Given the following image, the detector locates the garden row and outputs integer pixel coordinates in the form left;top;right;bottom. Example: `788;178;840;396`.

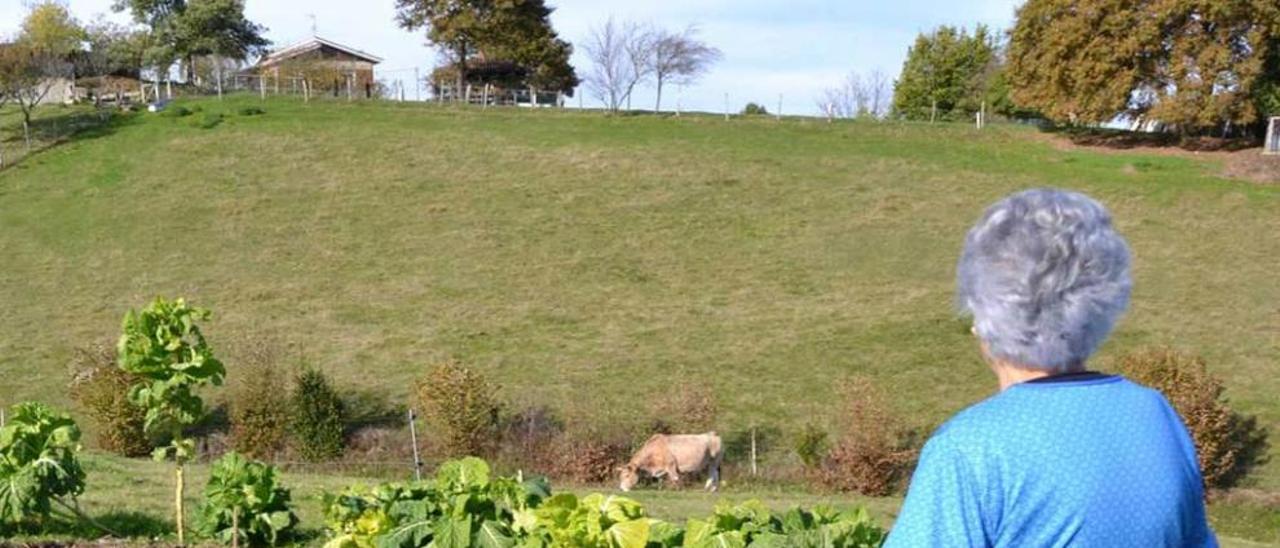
4;295;1270;543
0;402;886;547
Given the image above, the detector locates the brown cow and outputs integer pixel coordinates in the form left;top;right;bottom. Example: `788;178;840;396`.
618;432;722;492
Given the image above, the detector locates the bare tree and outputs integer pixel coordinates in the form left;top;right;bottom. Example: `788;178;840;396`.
866;69;890;118
620;22;655;111
649;26;721;112
818;69;891;119
583;18;653;112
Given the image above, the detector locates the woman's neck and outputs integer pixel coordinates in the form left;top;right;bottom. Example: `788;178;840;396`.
994;364;1053;390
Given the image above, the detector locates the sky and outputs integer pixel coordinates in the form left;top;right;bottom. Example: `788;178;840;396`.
0;0;1022;114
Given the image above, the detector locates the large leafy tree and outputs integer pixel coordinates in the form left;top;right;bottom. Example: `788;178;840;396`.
1008;0;1280;135
395;0;490;95
396;0;577;99
172;0;269;86
892;25;998;121
113;0;267;90
483;0;578;96
113;0;184;89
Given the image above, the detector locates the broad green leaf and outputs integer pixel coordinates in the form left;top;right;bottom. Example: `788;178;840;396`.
431;516;472;548
605;518;650;548
476;519;515;548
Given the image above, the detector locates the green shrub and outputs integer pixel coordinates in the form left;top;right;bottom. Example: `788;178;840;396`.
793;423;829;469
68;344;151;457
193;112;224;129
197;452;298;546
741;102;769;116
229;346;291;459
1116;349;1270;489
0;402;86;530
238;106;266;116
291;367;346;461
416;361;502;458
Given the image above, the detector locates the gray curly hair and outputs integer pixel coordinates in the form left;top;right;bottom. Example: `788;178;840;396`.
957;189;1132;372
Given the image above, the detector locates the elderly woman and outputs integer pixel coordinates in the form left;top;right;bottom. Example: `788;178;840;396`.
884;189;1215;547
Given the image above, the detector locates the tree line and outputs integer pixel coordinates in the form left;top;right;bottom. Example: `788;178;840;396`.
875;1;1279;137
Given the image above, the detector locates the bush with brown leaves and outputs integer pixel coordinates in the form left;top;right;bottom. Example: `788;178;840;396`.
68;344;151;457
229;345;292;459
1116;349;1269;490
416;362;502;458
647;384;718;434
816;376;920;496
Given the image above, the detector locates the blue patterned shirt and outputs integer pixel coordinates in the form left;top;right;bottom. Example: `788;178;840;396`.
885;374;1216;547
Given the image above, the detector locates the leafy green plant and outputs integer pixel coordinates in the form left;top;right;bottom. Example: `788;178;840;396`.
118;297;226;544
0;403;91;532
196;452;298;546
239;106;266;116
794;423;829;469
292;367;346;461
683;501;885;548
321;457;548;548
319;458;886;548
524;493;654;548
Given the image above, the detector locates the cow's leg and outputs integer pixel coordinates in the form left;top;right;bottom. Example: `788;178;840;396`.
663;463;681;487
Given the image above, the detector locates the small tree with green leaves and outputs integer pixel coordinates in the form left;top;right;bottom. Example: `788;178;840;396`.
118;297;226;544
290;367;346;461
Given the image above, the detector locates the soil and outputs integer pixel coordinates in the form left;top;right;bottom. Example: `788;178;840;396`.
1038;131;1280;184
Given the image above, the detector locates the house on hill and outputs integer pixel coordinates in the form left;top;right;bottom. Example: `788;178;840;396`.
247;36;383;97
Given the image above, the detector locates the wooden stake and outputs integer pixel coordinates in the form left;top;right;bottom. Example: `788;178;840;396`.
750;427;758;476
408;409;423;481
175;465;185;544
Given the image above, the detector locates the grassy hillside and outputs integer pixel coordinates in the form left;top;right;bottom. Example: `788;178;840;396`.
1;96;1278;490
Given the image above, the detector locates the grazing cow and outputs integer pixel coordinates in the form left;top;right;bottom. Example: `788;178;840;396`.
618;432;722;492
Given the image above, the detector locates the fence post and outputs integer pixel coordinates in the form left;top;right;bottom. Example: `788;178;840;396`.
1265;117;1279;155
776;94;782;122
724;92;730;121
408;408;423;481
750;426;758;476
414;67;421;101
260;75;266;100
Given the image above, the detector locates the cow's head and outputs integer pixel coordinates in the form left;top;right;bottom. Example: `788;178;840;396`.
617;465;639;492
